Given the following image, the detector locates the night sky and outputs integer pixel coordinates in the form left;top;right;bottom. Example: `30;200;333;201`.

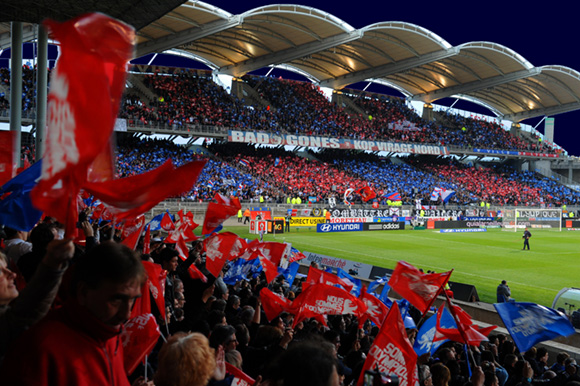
217;1;580;156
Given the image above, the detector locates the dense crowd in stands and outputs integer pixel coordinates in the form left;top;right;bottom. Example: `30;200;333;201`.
0;66;50;113
1;216;580;386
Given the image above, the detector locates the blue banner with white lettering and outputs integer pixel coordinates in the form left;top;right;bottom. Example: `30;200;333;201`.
493;302;575;353
317;223;363;233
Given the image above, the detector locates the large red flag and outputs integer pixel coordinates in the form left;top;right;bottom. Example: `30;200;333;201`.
359;286;389;328
121;314;161;375
30;13;134;237
357;302;418;386
203;232;247;277
388;261;452;315
287;283;367;328
84;159;206;220
260;287;292;322
304;266;354;293
141;261;167;321
202;193;241;235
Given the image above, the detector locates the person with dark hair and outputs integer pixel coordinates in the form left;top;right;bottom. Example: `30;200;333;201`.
2;241;146;385
522;228;531;250
497;280;511;303
0;239;73;364
209;324;238;353
263;340;340;386
3;226;32;266
16;222;57;282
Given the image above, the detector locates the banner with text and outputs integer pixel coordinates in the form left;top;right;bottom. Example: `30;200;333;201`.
229;130;449;155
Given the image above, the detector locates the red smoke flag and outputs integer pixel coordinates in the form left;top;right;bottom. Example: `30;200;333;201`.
359;286;389;328
84;159;207;220
434;303;491;346
260;287;292;322
287;283;367;328
175;234;207;282
160;211;175;231
357;302;418;386
304;266;354;293
121;314;161;375
30;13;135;237
203;232;248;277
388;261;452;315
202;193;241;235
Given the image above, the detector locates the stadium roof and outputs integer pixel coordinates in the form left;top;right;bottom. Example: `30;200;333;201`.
2;1;580;123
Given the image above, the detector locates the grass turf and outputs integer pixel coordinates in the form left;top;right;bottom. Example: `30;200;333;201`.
221;225;580;307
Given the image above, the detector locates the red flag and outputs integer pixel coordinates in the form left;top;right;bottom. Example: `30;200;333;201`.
175;235;207;282
356;186;376;202
143;225;151;255
434;303;489;346
203;232;248;277
202;193;241;235
165;222;199;244
0;131;16;186
141;261;166;321
160;211;175;231
84;159;207;221
184;211;195;226
121;216;146;251
30;13;134;237
259;255;279;283
260;287;292;322
304;266;354;292
225;363;254;386
288;249;307;263
121;215;145;239
121;314;161;375
388;261;452;315
356;302;418;386
239;240;290;267
287;283;367;328
359;286;389;328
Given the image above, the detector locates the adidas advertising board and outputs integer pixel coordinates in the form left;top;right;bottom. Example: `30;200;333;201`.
363;222;405;231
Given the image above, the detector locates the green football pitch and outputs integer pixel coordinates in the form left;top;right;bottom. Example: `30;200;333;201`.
222;225;580;307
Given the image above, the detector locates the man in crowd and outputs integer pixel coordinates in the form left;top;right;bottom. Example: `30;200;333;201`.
496;280;511;303
2;241;146;385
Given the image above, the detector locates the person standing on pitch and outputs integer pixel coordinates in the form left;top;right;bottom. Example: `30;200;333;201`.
522;228;531;250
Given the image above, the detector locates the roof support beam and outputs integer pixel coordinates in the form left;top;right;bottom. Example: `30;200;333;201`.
218;30;362;77
135;16;241;58
503;101;580;122
412;68;541;103
318;47;459;89
0;23;36;49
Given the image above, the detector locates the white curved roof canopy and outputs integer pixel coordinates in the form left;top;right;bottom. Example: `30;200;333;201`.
134;1;580;122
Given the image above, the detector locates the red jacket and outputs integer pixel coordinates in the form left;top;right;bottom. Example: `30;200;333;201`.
2;299;130;386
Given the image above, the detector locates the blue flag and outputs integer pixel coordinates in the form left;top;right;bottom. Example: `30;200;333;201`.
414;307;456;356
337;268;362;297
277;262;300;287
223;258;261;285
494;302;575;352
0;160;43;231
146;213;164;231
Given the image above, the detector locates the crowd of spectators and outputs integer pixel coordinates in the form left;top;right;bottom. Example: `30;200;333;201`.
1;216;579;386
0;65;50;114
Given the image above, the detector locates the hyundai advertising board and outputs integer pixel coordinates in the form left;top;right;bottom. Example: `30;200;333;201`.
316;223;363;233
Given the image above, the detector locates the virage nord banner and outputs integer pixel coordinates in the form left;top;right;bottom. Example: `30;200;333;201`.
228;130;449;156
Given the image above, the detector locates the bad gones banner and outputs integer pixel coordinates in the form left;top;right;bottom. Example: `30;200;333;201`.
229;130;449;156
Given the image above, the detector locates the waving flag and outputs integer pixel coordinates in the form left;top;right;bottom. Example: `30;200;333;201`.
225;363;255;386
223;258;261;285
121;215;146;251
430;187;443;201
304;266;354;293
288;283;367;328
337;268;362;297
143;225;151;255
288;247;307;263
160;211;175;231
388;261;452;315
260;287;292;322
413;306;455;356
203;232;247;277
239;159;250;167
368;275;391;305
435;303;492;346
494;302;575;352
385;192;402;201
30;13;134;237
0;159;43;231
165;222;199;244
357;302;418;386
141;261;167;321
121;314;160;375
202;193;241;235
175;236;206;282
359;286;389;328
355;186;376;202
277;262;300;287
147;213;163;231
440;189;456;204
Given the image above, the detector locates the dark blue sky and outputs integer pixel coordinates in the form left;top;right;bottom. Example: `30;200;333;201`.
216;1;580;155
